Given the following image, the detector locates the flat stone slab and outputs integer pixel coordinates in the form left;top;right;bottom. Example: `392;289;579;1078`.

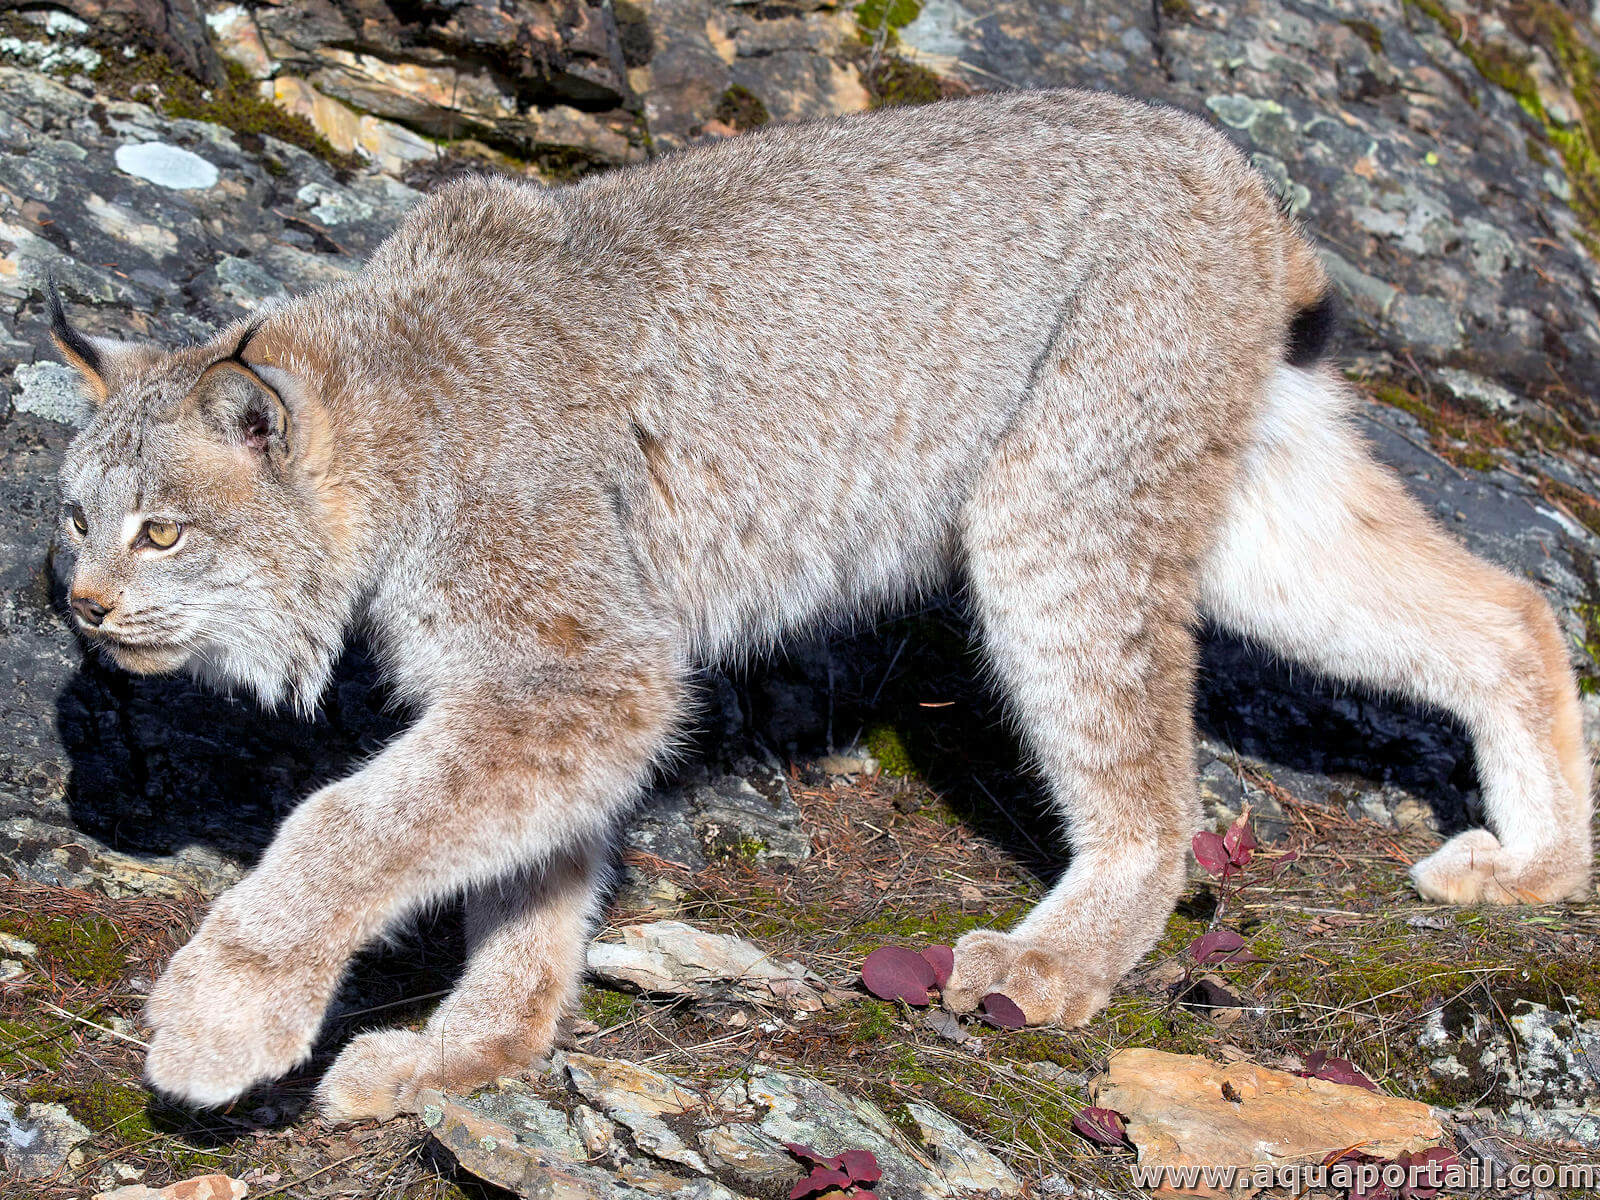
586;921;848;1013
1091;1049;1444;1197
424;1052;1016;1199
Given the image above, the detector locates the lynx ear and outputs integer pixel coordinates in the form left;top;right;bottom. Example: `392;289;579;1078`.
189;329;293;461
48;277;154;405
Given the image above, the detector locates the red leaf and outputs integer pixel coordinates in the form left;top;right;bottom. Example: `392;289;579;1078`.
980;992;1027;1028
1400;1147;1459;1198
861;946;936;1005
1072;1106;1127;1147
1300;1050;1377;1091
839;1149;881;1184
922;944;954;989
1189;929;1265;966
1270;850;1300;877
790;1168;850;1199
1224;818;1258;867
784;1143;843;1171
1192;831;1231;876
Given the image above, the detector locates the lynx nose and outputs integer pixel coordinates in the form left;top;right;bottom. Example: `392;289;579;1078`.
70;593;111;627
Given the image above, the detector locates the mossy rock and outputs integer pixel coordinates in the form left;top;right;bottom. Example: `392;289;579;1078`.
92;52;356;169
714;85;769;133
0;911;125;986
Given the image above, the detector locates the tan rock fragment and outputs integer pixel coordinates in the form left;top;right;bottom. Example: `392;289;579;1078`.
262;78;434;174
93;1174;248;1200
1090;1048;1443;1198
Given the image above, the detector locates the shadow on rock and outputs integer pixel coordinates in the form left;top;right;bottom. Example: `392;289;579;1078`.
55;641;405;870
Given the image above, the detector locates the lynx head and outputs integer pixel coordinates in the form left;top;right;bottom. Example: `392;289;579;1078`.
51;284;354;712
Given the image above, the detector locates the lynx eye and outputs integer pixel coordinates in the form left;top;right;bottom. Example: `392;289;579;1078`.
139;519;183;550
67;504;88;535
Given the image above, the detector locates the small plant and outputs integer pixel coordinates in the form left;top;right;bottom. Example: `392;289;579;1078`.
786;1142;882;1198
1071;1106;1130;1149
860;942;1025;1027
1322;1144;1459;1199
1297;1048;1377;1092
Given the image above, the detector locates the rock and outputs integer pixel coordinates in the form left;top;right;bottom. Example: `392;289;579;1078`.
1420;999;1600;1106
1;1095;93;1180
205;5;276;80
586;921;845;1013
430;1055;1007;1199
817;752;880;776
1476;1103;1600;1152
93;1175;248;1200
905;1101;1023;1196
1090;1049;1443;1198
696;1122;798;1190
11;361;91;425
113;142;220;191
264;77;436;175
627;770;810;869
421;1081;745;1199
90;1161;146;1192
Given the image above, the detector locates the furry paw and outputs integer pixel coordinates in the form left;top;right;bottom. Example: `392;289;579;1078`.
317;1027;540;1122
1410;829;1591;905
317;1030;430;1122
144;924;330;1107
941;929;1110;1027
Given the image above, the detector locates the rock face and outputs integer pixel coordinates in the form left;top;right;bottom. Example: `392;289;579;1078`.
0;1094;93;1180
421;1051;1020;1199
1090;1049;1445;1198
1421;998;1600;1106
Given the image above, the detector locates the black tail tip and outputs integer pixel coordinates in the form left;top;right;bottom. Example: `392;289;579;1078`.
1285;290;1337;367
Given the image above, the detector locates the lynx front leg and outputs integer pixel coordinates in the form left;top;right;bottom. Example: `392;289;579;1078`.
318;849;608;1121
144;667;678;1107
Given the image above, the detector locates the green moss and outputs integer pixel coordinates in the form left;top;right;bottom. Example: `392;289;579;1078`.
1404;0;1600;251
855;1040;1088;1160
0;1017;68;1072
713;85;769;132
1366;380;1505;470
1341;18;1386;55
92;52;356;168
855;0;924;44
0;911;125;987
864;723;918;778
1160;0;1197;22
864;57;946;109
24;1078;153;1139
847;1000;897;1044
580;985;636;1028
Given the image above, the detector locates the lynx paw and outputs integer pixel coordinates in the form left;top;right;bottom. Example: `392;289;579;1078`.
144;926;329;1107
941;930;1110;1027
1410;829;1591;905
317;1028;542;1122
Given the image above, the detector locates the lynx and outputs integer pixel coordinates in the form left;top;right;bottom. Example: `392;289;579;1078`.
51;89;1592;1121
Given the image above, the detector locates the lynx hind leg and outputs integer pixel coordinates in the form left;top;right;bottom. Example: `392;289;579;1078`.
318;849;607;1121
943;351;1251;1026
1202;365;1593;905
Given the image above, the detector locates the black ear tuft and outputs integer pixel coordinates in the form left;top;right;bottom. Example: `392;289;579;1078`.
1285;290;1337;367
48;273;104;377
